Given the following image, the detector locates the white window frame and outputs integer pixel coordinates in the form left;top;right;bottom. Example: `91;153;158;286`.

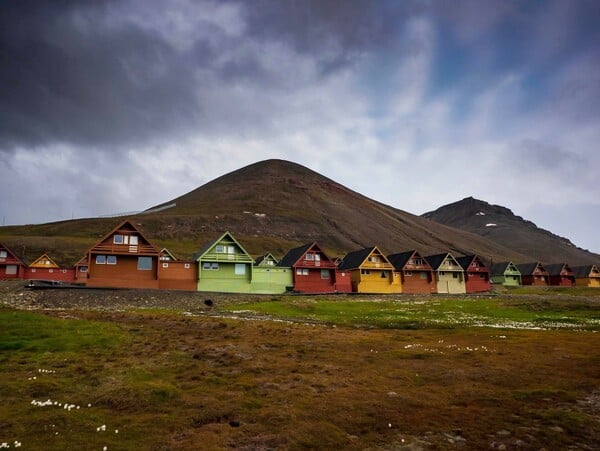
107;255;117;265
0;250;7;258
96;255;107;265
234;264;246;275
5;265;17;275
129;236;138;245
113;235;124;244
321;269;330;279
137;257;153;271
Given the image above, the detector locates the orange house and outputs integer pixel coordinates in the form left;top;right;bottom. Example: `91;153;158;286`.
387;250;436;294
157;248;197;291
86;220;160;289
0;242;26;279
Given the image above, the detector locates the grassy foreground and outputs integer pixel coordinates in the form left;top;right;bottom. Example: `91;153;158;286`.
1;295;599;449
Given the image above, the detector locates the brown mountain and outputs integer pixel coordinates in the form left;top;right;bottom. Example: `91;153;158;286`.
0;160;544;265
422;197;599;265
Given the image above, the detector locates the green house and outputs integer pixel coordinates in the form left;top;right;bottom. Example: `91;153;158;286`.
490;261;522;286
252;253;293;294
194;232;254;293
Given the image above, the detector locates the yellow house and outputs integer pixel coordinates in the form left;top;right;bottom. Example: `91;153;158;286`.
572;264;600;287
339;246;401;293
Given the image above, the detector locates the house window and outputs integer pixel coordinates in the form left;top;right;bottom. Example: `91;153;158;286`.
305;253;315;261
211;263;219;270
453;272;459;279
113;235;124;244
321;269;330;279
361;269;371;275
49;269;54;273
420;272;428;279
6;265;17;275
107;256;117;265
129;236;138;245
235;264;246;275
380;271;387;278
216;245;224;253
80;266;88;273
203;262;211;270
439;271;445;276
137;257;152;270
479;273;486;279
61;269;67;273
296;268;309;276
405;271;413;276
45;260;50;266
0;250;7;258
162;263;169;268
267;260;274;266
369;256;381;263
96;255;107;264
184;263;190;269
30;268;36;273
227;246;235;254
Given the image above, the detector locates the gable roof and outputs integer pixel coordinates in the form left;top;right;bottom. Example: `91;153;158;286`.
339;246;393;271
490;261;520;275
29;253;60;268
255;253;279;266
193;231;254;263
159;248;177;261
571;264;600;278
456;255;488;272
544;263;573;276
424;252;460;270
277;242;334;268
516;262;548;276
387;250;433;272
89;219;159;255
0;242;26;266
75;255;88;267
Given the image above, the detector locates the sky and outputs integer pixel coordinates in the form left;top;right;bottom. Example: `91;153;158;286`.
1;0;599;252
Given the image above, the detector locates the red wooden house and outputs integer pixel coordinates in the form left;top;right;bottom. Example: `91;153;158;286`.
545;263;575;286
387;250;436;294
516;262;549;286
0;242;26;279
456;255;491;293
278;242;351;293
74;256;89;284
25;253;76;282
86;220;160;289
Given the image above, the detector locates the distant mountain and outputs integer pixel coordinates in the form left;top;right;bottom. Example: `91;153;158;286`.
422;197;599;265
1;160;528;265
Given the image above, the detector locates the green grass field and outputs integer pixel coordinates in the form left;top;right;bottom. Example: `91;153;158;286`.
1;293;599;449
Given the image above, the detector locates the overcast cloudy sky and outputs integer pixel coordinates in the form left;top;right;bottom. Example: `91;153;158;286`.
1;0;599;252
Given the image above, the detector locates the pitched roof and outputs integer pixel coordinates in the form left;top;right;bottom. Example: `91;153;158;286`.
516;262;547;276
89;219;159;255
277;242;314;268
456;255;488;271
490;261;520;275
571;264;599;278
29;253;60;268
255;253;279;266
544;263;573;276
424;252;453;270
159;248;177;261
338;247;376;270
387;250;432;271
0;242;26;266
193;231;254;262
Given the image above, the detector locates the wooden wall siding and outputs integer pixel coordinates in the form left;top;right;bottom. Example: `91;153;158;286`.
87;255;159;289
334;270;353;293
24;267;76;282
465;272;491;293
158;261;197;291
351;269;400;293
434;271;466;294
401;271;436;294
548;275;575;286
251;267;293;294
575;276;600;287
491;273;521;286
198;262;252;293
521;275;549;286
0;264;24;279
293;268;336;293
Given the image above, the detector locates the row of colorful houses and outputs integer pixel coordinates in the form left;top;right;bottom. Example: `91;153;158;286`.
1;220;599;294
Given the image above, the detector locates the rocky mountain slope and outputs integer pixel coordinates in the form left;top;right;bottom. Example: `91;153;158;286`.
422;197;599;265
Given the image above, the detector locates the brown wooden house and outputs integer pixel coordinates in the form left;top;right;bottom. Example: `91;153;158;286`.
74;256;89;284
456;255;491;293
0;242;26;279
517;262;549;286
157;250;197;291
86;220;160;289
278;242;351;293
25;253;76;282
545;263;575;286
387;250;436;294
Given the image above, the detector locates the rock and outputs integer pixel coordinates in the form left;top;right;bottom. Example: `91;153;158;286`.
497;430;511;437
549;426;564;433
229;420;240;427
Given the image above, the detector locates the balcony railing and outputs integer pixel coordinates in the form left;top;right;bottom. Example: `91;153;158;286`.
201;253;254;263
92;243;157;255
299;260;336;268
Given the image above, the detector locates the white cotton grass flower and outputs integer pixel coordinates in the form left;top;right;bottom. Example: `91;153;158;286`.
0;443;9;449
14;442;21;448
103;446;108;450
96;425;106;432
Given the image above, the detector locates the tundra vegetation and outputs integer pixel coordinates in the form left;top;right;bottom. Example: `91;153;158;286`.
1;283;599;450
